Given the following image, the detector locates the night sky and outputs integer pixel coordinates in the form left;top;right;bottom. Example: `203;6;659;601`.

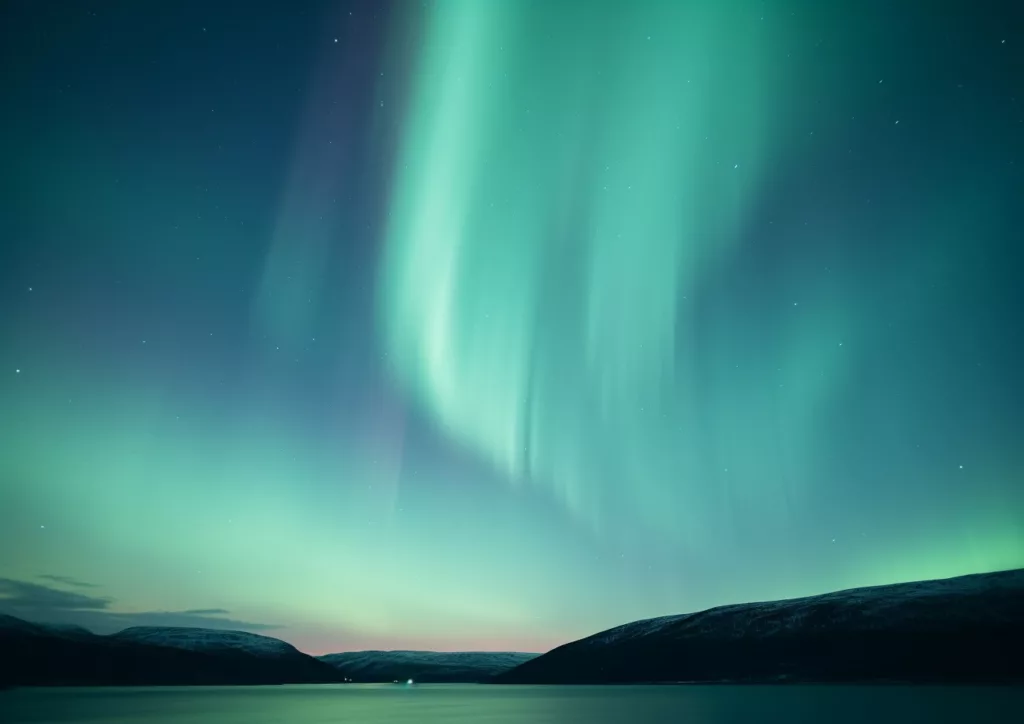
1;0;1022;656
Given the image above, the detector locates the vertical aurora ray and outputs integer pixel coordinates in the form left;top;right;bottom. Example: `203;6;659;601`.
381;0;1024;572
2;0;1021;655
381;0;801;543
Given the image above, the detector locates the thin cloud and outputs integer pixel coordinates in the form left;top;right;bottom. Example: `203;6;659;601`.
0;577;111;610
37;574;98;588
0;578;278;634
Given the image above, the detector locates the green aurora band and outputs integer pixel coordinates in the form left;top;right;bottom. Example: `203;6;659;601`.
1;0;1021;655
381;0;1022;564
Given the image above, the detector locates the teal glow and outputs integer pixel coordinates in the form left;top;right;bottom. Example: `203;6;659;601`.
1;0;1021;655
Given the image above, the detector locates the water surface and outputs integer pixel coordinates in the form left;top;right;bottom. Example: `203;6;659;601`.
1;684;1020;723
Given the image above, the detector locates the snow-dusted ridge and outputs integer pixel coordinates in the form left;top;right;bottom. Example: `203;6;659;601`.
319;650;539;683
582;567;1024;648
497;568;1024;685
0;617;339;686
113;626;301;658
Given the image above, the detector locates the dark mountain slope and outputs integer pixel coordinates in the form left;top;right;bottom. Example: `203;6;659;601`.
0;616;339;686
496;569;1024;684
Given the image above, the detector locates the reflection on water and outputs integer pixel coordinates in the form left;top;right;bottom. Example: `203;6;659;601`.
0;684;1021;724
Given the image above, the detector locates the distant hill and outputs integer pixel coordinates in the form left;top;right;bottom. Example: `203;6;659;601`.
318;650;538;683
495;569;1024;685
113;626;303;659
0;617;339;687
0;615;534;687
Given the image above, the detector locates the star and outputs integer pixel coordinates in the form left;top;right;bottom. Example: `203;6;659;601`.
15;369;20;374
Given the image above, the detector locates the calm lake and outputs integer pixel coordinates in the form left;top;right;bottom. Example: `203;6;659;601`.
1;684;1021;723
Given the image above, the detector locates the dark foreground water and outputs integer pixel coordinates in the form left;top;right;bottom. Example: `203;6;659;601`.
1;684;1021;723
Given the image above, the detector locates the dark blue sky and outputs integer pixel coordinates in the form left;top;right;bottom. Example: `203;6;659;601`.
1;0;1021;655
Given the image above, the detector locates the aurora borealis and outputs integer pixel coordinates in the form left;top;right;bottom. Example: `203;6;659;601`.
1;0;1022;656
